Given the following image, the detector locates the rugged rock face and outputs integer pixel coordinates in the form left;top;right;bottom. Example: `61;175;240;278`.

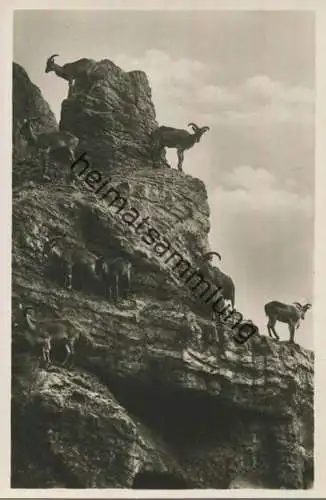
13;63;58;184
59;58;159;169
12;60;314;489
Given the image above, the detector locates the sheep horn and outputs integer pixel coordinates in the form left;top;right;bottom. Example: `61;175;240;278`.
202;251;222;262
200;126;210;133
48;53;59;62
188;122;200;131
305;303;312;308
293;302;304;308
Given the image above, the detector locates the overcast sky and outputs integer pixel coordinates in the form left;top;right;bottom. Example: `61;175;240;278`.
13;10;315;349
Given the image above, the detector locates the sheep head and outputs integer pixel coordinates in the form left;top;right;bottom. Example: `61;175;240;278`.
188;123;210;142
293;301;312;319
293;302;304;309
202;251;222;263
45;54;59;73
188;122;200;132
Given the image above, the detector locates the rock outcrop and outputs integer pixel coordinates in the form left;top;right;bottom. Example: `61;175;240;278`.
13;63;58;184
12;60;314;489
59;58;159;169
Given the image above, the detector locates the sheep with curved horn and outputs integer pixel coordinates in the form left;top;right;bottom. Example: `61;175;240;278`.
110;257;132;299
202;251;222;262
151;122;210;171
43;235;73;290
199;251;235;309
95;255;132;301
20;117;79;179
18;303;80;366
45;54;91;97
264;300;312;343
43;235;97;292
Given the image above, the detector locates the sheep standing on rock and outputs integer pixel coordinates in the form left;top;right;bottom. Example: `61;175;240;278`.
18;303;79;366
20;117;79;180
110;257;132;299
43;236;97;293
45;54;91;98
43;236;73;290
95;255;132;301
264;300;312;343
95;255;112;299
151;123;210;171
201;251;235;309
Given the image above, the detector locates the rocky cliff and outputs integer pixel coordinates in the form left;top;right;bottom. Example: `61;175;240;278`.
12;60;314;489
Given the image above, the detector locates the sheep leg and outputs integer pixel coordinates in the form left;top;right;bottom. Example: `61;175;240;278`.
107;277;112;300
270;322;280;341
68;147;76;163
67;80;74;98
42;152;50;180
42;346;51;365
127;268;131;295
62;343;72;366
109;272;116;300
177;149;184;171
152;145;164;165
108;274;116;301
267;319;273;338
101;271;109;299
289;324;296;344
68;341;75;367
267;318;279;340
115;274;120;300
65;265;72;290
121;270;129;298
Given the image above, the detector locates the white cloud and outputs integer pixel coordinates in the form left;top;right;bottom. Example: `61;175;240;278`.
198;85;236;106
222;165;274;191
244;75;283;96
202;77;314;125
213;165;313;215
243;75;314;105
115;50;314;126
116;49;211;89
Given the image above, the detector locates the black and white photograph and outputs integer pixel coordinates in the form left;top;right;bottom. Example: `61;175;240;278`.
10;4;316;492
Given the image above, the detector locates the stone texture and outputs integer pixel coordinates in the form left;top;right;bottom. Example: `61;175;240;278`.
12;60;314;489
59;58;159;170
13;63;58;183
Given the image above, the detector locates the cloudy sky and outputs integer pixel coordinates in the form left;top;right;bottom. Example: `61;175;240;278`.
14;10;315;349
